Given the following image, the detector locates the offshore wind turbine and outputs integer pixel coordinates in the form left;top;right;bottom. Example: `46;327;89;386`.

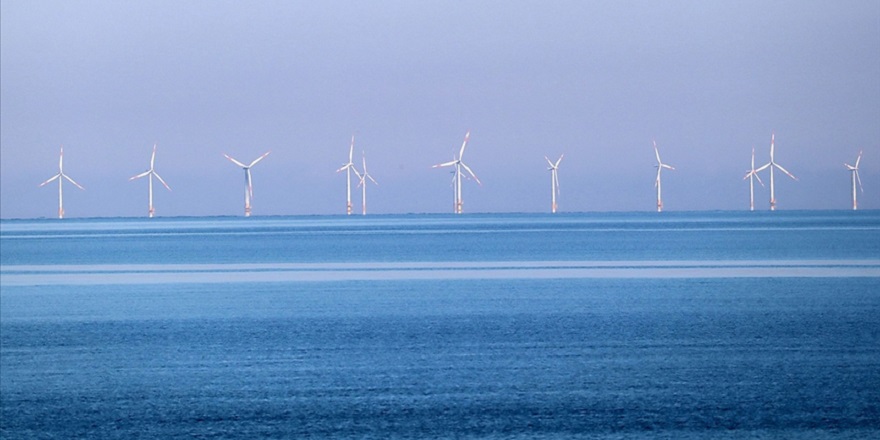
224;151;270;217
356;151;378;215
39;145;84;219
545;155;563;213
759;132;797;211
336;136;360;215
742;147;765;211
653;140;675;212
845;150;864;210
129;143;171;218
432;131;481;214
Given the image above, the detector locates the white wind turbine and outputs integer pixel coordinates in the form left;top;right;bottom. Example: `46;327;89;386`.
356;151;378;215
653;140;675;212
129;144;171;218
336;136;360;215
845;150;864;210
545;155;563;213
432;131;481;214
224;151;271;217
742;147;765;211
39;145;84;219
758;132;797;211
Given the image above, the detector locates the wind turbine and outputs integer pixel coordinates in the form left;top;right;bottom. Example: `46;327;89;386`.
356;151;378;215
545;155;563;213
39;145;84;219
742;147;765;211
759;132;797;211
224;151;271;217
129;143;171;218
845;150;864;210
432;131;481;214
653;140;675;212
336;136;360;215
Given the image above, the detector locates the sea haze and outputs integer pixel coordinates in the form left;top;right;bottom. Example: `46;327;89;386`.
1;211;879;439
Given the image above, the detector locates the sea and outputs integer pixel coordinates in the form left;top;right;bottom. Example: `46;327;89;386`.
1;211;879;439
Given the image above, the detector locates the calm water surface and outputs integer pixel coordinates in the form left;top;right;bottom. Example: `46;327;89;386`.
2;212;879;439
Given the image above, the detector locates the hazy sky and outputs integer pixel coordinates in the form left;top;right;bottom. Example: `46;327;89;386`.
2;0;878;218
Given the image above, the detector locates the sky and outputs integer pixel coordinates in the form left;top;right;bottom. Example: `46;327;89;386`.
1;0;878;219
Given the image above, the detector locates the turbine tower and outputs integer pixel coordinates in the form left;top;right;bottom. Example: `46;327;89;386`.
759;132;797;211
653;140;675;212
432;131;481;214
845;150;863;210
39;145;84;219
336;136;360;215
129;143;171;218
743;147;765;211
224;151;270;217
356;151;378;215
545;155;563;213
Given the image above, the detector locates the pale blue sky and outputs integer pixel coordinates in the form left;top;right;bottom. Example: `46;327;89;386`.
1;0;878;218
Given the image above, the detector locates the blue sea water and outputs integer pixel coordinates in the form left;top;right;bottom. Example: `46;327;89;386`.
1;211;879;439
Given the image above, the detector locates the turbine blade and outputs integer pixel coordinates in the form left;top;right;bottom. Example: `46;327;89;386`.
662;164;675;170
224;154;247;168
336;164;350;173
349;136;355;163
39;174;61;187
59;145;64;171
545;156;554;167
246;169;254;200
653;140;661;164
153;172;172;191
855;151;862;168
555;154;564;168
249;151;271;167
460;161;481;185
63;174;85;190
432;160;457;168
150;144;157;169
856;170;863;193
754;172;765;187
774;163;798;181
368;174;378;185
755;163;771;172
554;171;560;195
130;170;151;180
770;132;775;159
459;131;470;159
